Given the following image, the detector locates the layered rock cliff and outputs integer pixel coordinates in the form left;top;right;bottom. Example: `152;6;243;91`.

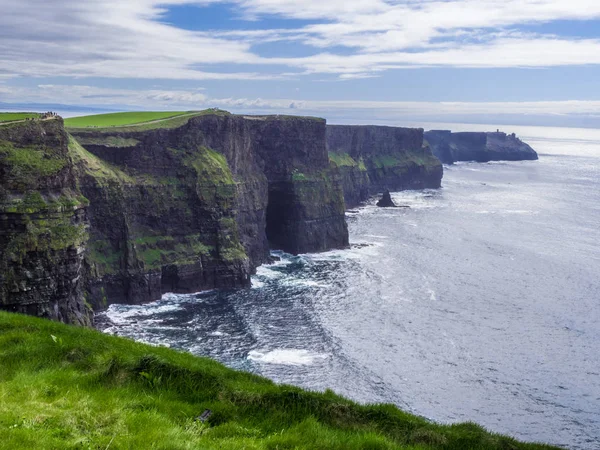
1;113;349;322
69;113;348;310
424;130;538;164
327;125;443;207
0;119;91;325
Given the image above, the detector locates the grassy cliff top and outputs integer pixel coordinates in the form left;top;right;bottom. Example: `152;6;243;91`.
0;311;558;450
0;112;41;123
64;111;198;128
65;109;233;133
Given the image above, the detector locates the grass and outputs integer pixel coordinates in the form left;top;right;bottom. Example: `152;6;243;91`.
0;140;67;179
74;136;140;148
64;112;193;128
68;135;134;184
65;109;232;132
0;112;40;123
0;312;560;450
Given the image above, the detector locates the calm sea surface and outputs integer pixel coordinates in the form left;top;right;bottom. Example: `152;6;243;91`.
98;124;600;449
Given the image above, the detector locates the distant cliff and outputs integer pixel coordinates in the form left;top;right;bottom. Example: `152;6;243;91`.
1;113;348;323
327;125;443;207
425;130;538;164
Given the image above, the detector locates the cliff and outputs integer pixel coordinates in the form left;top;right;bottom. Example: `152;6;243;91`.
0;112;349;321
327;125;443;207
425;130;539;164
0;119;91;325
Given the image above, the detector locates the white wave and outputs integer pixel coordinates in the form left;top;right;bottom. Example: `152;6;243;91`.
503;210;535;214
251;278;265;289
427;288;437;301
105;303;183;325
282;278;329;288
208;330;229;337
255;265;285;280
247;349;329;366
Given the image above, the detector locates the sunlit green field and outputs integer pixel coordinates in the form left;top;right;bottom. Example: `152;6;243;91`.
0;311;558;450
0;112;40;123
64;111;195;128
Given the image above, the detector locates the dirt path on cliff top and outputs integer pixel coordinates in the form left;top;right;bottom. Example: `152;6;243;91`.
0;117;58;127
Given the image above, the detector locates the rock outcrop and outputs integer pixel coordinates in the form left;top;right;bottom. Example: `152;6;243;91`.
327;125;443;208
1;112;349;321
376;191;396;208
425;130;538;164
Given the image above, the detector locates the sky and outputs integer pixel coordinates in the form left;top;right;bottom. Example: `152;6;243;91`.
2;0;600;127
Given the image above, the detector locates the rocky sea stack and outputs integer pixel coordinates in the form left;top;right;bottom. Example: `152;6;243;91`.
376;190;396;207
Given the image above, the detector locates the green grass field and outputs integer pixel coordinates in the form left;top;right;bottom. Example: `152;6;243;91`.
63;111;197;128
0;112;40;123
0;311;558;450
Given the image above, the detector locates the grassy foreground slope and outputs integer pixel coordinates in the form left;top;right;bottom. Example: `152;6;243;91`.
0;313;558;450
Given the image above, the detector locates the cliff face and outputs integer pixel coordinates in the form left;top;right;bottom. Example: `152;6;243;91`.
425;130;539;164
65;113;348;310
327;125;443;207
0;119;91;325
3;114;452;323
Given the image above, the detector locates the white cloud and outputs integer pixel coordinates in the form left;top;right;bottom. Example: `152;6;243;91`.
1;0;600;82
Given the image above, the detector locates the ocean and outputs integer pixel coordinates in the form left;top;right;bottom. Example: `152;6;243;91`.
98;124;600;449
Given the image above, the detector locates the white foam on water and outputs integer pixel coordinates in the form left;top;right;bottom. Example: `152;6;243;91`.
208;331;228;337
255;265;285;280
282;278;329;288
247;349;329;366
105;303;184;325
503;210;536;215
427;288;437;302
305;241;383;262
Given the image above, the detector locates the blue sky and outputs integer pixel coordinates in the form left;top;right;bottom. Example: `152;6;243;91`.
2;0;600;126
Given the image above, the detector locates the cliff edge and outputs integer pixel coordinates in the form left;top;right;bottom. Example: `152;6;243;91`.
327;125;443;208
1;112;350;321
425;130;538;164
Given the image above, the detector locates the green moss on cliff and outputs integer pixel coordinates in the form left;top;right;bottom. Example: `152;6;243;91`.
329;152;368;172
3;209;87;264
217;218;247;262
88;240;122;275
184;146;235;186
74;135;140;148
68;135;134;184
132;234;216;270
0;311;559;450
0;140;67;180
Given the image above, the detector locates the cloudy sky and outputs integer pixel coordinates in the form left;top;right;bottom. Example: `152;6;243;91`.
2;0;600;126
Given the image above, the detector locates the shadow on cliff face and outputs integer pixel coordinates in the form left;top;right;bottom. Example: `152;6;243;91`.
265;179;349;255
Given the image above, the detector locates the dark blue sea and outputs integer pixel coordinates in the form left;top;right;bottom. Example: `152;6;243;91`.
98;124;600;449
